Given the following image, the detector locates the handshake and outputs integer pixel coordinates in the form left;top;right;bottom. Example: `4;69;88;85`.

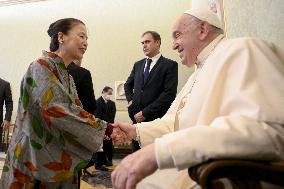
105;122;159;189
105;122;137;144
103;120;160;189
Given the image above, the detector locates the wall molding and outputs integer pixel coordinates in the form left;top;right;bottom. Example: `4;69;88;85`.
0;0;48;7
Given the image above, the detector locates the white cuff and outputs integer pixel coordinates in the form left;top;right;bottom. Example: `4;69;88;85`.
134;125;142;147
155;137;175;169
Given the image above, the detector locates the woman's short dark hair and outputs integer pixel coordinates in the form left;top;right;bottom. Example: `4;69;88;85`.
102;86;113;93
141;31;161;47
47;18;85;52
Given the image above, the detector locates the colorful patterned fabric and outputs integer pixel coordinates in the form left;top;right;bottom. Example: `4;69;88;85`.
0;51;106;189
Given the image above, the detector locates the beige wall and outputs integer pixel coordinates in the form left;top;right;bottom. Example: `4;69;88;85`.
191;0;284;49
224;0;284;49
0;0;192;123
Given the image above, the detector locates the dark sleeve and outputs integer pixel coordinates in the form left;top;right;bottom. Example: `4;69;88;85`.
109;101;116;123
94;99;103;120
4;82;13;121
80;70;96;114
124;64;135;102
142;61;178;119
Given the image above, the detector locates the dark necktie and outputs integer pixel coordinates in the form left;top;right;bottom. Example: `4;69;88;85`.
143;58;152;84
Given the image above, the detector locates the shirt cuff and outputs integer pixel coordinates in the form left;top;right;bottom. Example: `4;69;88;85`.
133;125;142;148
155;137;175;169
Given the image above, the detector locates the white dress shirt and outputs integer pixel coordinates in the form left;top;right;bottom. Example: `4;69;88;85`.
144;53;162;72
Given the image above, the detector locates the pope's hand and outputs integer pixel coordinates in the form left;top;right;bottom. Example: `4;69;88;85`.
111;122;137;144
111;143;158;189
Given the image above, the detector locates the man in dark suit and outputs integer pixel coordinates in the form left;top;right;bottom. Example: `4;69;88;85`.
124;31;178;151
67;60;96;114
0;78;13;152
95;86;116;167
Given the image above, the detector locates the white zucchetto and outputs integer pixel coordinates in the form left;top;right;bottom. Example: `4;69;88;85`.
184;8;223;29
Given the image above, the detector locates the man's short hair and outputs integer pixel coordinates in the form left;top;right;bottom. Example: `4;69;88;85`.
102;86;113;93
142;31;161;46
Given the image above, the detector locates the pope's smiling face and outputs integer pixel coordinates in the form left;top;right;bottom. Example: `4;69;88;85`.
172;14;202;67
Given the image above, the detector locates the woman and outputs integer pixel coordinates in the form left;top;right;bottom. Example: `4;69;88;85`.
0;18;110;189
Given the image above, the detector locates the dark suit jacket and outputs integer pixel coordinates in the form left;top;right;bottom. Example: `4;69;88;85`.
0;78;13;125
95;96;116;123
124;56;178;122
67;62;96;114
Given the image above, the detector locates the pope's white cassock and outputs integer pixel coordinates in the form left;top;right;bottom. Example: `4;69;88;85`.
136;34;284;189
